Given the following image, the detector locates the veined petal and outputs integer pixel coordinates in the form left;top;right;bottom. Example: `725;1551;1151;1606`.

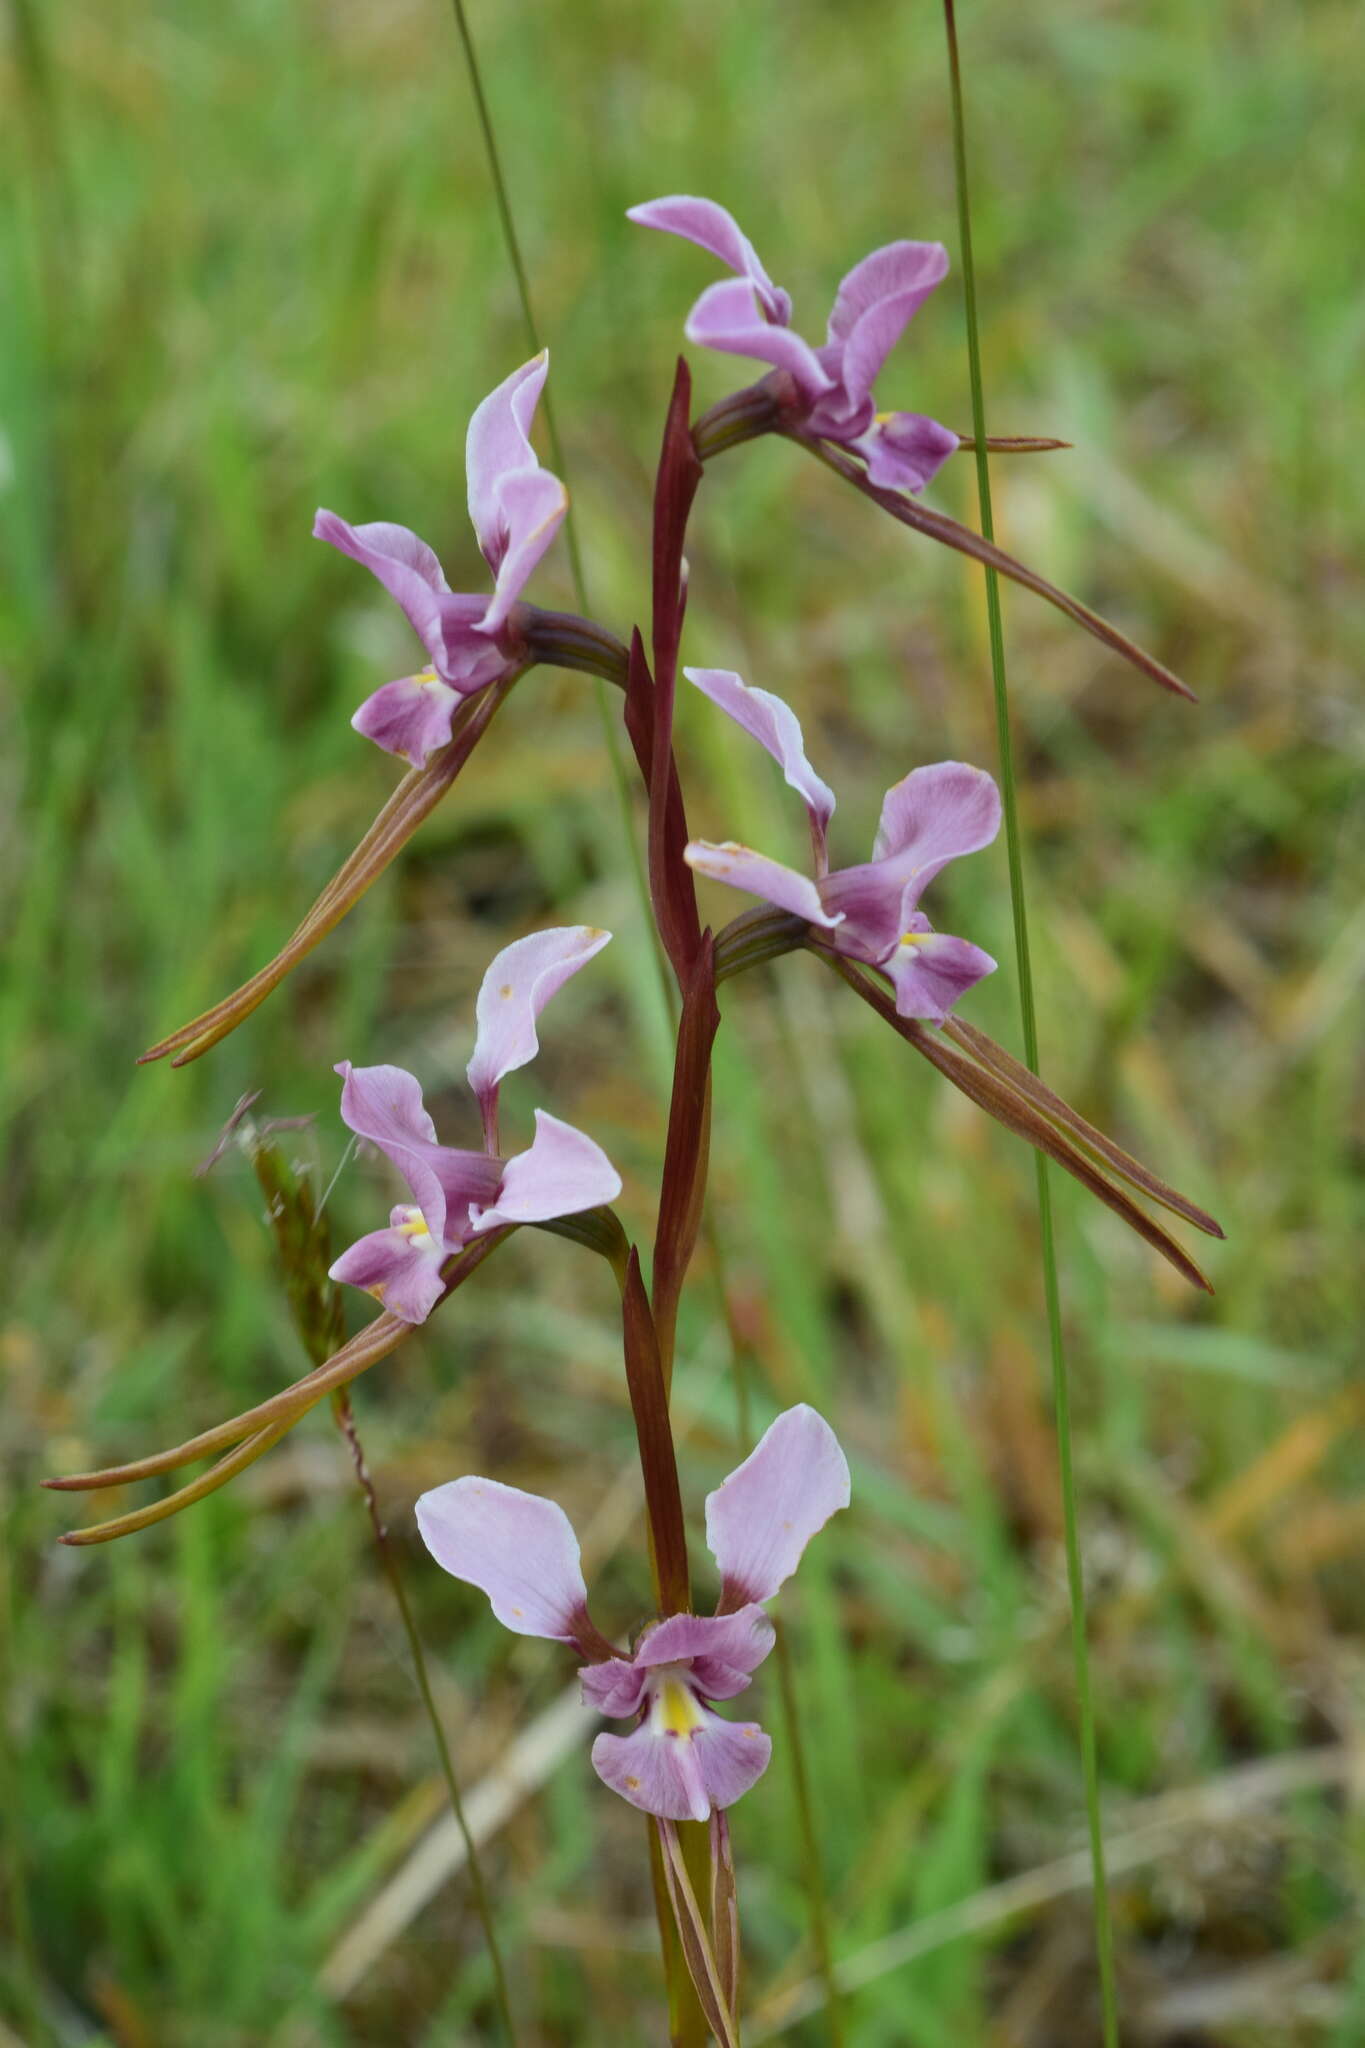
351;671;463;769
684;667;836;844
887;923;997;1024
859;412;960;495
591;1705;771;1822
468;1109;621;1234
329;1211;448;1325
685;279;832;405
633;1607;776;1699
685;840;839;928
465;926;613;1125
627;195;791;323
335;1061;448;1242
871;761;1002;912
314;511;449;671
466;353;551;571
824;241;950;412
416;1475;590;1642
477;465;568;640
705;1404;850;1608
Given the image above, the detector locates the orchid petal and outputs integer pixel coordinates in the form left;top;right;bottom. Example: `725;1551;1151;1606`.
705;1404;850;1608
415;1475;591;1642
871;761;1002;911
580;1658;650;1718
860;412;960;495
477;465;569;641
887;923;997;1023
465;926;613;1132
468;1110;621;1235
633;1608;776;1700
685;840;839;928
591;1708;771;1822
685;279;832;405
328;1215;449;1325
350;671;464;769
335;1061;448;1241
684;667;836;843
627;195;791;323
314;512;449;671
465;352;550;570
824;241;950;410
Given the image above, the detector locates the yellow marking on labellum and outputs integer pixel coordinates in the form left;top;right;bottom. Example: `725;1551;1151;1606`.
499;984;513;998
626;1775;641;1790
657;1678;706;1738
899;930;933;948
397;1212;433;1239
413;666;439;688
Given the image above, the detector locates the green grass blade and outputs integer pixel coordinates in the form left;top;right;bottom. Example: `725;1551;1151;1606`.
941;3;1120;2041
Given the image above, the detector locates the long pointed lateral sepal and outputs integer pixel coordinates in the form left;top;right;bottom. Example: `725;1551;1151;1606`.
827;952;1215;1291
44;1237;506;1499
139;672;518;1068
58;1418;296;1546
654;1819;742;2048
943;1015;1224;1238
798;434;1195;702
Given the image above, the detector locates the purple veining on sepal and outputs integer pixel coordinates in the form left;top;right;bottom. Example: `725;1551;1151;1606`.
684;670;1002;1023
630;196;959;493
329;929;617;1322
315;354;567;767
415;1404;849;1822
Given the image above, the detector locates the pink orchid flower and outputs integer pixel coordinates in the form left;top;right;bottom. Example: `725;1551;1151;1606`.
628;196;959;494
684;666;1001;1023
417;1405;850;1822
330;927;617;1323
315;352;568;768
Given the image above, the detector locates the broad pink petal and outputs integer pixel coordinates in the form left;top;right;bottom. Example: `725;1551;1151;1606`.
887;924;997;1024
351;671;463;769
684;667;836;844
466;353;551;570
465;926;613;1131
626;195;790;323
314;512;449;671
468;1110;621;1234
685;840;839;928
685;279;832;405
416;1475;590;1642
591;1707;771;1822
477;465;569;640
871;761;1001;914
329;1214;448;1325
580;1658;649;1717
335;1061;449;1241
820;858;907;964
824;241;949;410
633;1607;775;1699
705;1404;850;1608
860;413;959;495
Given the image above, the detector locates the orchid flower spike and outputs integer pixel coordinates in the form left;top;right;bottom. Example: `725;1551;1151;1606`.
417;1405;850;1823
629;195;959;493
314;353;568;768
330;927;617;1322
684;666;1001;1023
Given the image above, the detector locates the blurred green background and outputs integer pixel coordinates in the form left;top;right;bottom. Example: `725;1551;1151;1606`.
3;0;1362;2040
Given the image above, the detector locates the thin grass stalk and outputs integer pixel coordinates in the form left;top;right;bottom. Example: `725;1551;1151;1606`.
445;0;670;1021
331;1391;514;2044
941;4;1120;2040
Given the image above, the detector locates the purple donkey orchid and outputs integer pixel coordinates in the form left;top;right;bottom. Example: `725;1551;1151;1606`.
416;1405;850;1823
314;352;568;769
628;195;959;494
330;926;618;1323
684;666;1002;1023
